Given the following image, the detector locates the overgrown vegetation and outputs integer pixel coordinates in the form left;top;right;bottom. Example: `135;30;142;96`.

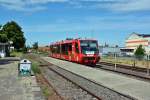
31;62;41;74
42;86;52;97
10;51;23;57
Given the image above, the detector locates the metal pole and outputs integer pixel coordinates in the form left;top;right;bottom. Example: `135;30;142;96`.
133;55;135;68
115;53;117;70
114;48;117;70
147;55;149;75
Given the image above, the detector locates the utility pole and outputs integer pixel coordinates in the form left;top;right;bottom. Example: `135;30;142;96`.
147;55;149;75
114;47;117;70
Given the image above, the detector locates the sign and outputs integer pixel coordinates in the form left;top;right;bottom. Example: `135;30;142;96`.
86;51;95;55
20;63;31;71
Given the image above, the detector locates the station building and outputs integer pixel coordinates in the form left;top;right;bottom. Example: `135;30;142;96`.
125;33;150;55
0;42;9;57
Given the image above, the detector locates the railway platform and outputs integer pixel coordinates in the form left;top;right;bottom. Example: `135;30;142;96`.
0;57;44;100
43;57;150;100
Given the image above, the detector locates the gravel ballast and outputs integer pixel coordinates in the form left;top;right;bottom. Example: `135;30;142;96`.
42;66;99;100
44;63;135;100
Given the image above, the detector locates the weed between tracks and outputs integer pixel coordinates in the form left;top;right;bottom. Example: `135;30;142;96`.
32;62;41;74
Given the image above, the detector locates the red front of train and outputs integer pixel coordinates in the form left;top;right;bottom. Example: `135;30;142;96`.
49;39;100;65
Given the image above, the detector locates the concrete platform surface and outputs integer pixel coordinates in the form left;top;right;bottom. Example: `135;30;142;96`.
43;57;150;100
0;60;44;100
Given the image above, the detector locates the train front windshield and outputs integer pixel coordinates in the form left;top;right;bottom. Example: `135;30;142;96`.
80;40;99;55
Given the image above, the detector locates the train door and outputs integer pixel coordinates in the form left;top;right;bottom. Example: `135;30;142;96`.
68;43;72;61
71;42;75;61
75;41;80;62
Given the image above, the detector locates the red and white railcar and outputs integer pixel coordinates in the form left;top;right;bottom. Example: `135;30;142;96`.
49;38;100;65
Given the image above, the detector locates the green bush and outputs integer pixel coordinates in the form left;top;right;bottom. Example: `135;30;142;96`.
134;45;145;60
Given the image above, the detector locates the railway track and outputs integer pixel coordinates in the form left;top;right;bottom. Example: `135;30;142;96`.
42;57;137;100
38;58;101;100
97;61;150;81
27;54;150;100
47;66;100;100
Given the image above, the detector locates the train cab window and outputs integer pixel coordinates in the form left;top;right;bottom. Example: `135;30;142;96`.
75;43;79;53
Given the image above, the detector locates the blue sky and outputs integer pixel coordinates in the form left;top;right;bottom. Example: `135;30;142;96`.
0;0;150;47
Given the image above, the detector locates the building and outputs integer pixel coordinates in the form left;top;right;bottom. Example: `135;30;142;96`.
99;46;121;56
0;42;9;57
38;46;50;52
126;33;150;55
120;48;134;56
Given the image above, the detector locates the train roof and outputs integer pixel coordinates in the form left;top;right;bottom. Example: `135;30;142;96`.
50;38;97;45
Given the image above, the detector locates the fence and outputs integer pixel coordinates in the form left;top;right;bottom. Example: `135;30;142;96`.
101;54;150;75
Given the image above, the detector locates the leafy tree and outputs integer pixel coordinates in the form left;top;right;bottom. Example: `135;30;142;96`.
0;25;2;29
0;34;8;43
33;42;38;50
134;45;145;59
2;21;26;50
0;25;8;43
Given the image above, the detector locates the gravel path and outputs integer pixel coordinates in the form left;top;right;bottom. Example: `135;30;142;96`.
42;66;98;100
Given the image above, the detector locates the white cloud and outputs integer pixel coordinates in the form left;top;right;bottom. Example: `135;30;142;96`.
0;0;150;12
0;0;68;12
91;0;150;12
69;0;150;12
109;0;150;12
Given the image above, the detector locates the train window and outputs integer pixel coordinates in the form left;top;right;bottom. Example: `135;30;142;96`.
75;43;79;53
61;44;65;54
68;44;72;51
56;45;60;53
53;45;57;53
61;44;68;55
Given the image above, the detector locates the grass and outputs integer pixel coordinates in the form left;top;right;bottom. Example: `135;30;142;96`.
31;62;41;74
10;51;23;57
42;86;52;97
101;56;150;68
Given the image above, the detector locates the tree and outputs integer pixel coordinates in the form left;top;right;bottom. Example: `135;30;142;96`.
32;42;38;50
0;24;8;43
2;21;26;50
0;34;8;43
134;45;145;60
0;25;2;29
